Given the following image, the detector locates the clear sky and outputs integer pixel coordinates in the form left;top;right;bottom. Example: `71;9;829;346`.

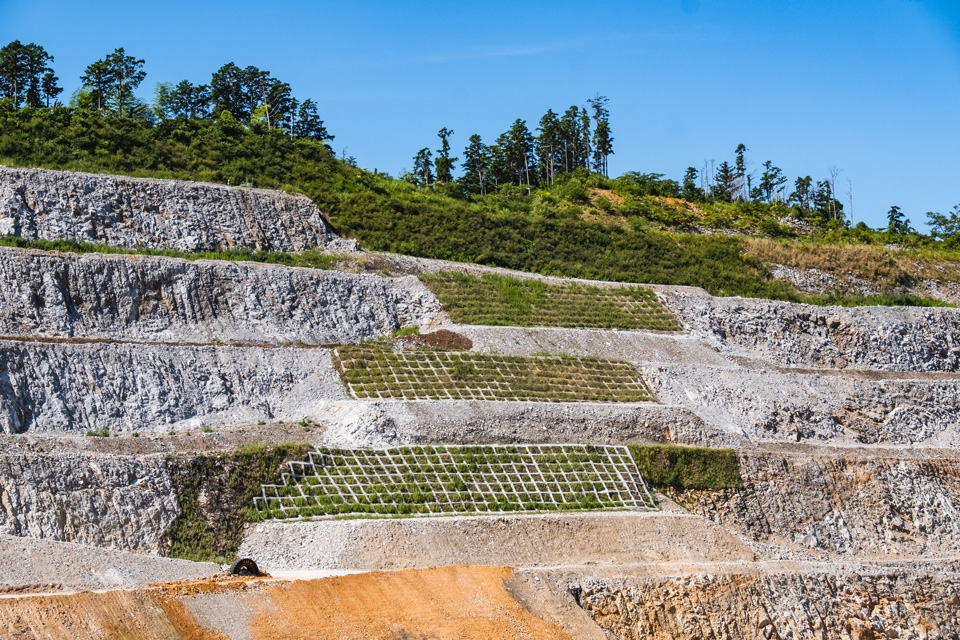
2;0;958;230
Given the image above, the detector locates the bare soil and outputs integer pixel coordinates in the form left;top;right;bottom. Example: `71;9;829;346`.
395;328;473;350
0;568;576;640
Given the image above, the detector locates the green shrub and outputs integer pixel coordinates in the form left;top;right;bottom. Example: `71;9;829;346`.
628;444;742;491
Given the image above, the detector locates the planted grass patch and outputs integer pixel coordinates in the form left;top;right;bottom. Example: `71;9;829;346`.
163;443;311;563
333;345;655;403
628;444;742;492
255;444;658;519
421;272;682;330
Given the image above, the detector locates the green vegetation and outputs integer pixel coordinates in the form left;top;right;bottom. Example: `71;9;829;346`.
0;236;336;270
334;345;655;403
2;40;958;307
255;444;657;519
628;444;742;492
421;272;682;329
163;443;310;563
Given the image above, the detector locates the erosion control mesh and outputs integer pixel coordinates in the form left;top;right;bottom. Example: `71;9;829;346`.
333;345;656;403
255;444;658;519
421;272;683;330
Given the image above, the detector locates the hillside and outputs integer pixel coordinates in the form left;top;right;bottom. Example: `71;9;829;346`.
3;104;960;306
0;167;958;638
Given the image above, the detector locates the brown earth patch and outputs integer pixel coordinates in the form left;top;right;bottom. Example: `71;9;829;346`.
0;588;225;640
246;566;575;640
395;329;473;350
0;568;575;639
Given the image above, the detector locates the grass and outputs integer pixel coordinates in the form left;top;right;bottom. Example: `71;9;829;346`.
420;272;682;330
333;345;656;403
746;237;959;307
628;444;742;492
162;442;310;563
255;444;658;519
0;235;337;270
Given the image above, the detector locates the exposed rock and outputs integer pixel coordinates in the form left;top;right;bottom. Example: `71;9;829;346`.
0;247;440;344
649;364;960;446
0;534;219;591
0;340;347;433
0;166;355;252
684;451;960;559
665;290;960;371
0;454;177;553
313;399;741;449
577;563;960;640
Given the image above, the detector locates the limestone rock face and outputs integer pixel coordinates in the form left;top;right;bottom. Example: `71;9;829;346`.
0;248;440;344
578;565;960;640
0;341;347;433
685;452;960;558
0;166;355;252
666;290;960;371
0;454;177;554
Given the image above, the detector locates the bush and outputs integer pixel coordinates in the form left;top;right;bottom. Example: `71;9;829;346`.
628;444;742;491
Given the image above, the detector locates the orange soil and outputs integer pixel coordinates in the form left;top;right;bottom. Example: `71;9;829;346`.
0;589;225;640
247;566;575;640
0;567;574;640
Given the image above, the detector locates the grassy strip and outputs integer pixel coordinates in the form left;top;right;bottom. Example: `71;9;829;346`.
334;345;655;403
256;444;656;518
421;271;682;330
0;235;336;270
628;444;742;491
162;443;310;563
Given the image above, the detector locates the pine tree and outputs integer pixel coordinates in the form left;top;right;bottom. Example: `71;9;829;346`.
712;161;738;202
0;40;58;108
536;109;561;186
588;96;613;177
412;148;434;188
434;127;457;183
460;134;491;196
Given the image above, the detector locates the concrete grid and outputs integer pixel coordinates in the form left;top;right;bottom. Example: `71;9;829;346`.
255;444;659;519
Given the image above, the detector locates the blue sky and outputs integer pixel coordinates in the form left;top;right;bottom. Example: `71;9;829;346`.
2;0;958;230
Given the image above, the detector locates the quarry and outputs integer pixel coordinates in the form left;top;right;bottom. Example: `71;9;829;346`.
0;166;958;639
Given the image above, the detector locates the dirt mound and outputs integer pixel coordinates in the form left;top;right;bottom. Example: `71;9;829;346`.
0;568;575;639
237;567;574;640
395;329;473;350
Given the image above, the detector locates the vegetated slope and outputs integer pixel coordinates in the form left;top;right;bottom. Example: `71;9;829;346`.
333;345;655;403
421;271;682;329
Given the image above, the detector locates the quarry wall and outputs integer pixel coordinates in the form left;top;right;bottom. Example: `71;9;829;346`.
0;341;347;433
0;453;176;553
0;166;354;252
665;289;960;371
0;247;439;344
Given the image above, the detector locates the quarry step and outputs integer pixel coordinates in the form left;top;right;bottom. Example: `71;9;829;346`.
238;511;755;572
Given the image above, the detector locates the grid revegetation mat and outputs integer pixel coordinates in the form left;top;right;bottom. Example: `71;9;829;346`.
420;271;683;330
254;444;658;519
333;345;656;403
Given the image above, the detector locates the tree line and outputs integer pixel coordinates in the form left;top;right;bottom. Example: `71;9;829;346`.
409;96;613;195
0;40;332;142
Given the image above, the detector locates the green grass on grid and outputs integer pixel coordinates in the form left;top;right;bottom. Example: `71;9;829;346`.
333;345;655;403
420;272;682;330
255;444;657;519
